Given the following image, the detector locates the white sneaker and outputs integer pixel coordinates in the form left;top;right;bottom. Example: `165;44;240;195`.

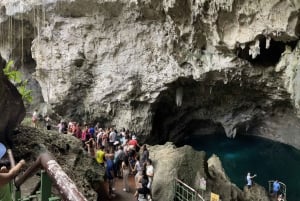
123;188;126;191
112;187;116;191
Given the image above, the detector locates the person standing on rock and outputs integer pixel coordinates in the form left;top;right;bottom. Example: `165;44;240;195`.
273;180;280;198
32;109;38;128
45;115;51;130
246;172;257;189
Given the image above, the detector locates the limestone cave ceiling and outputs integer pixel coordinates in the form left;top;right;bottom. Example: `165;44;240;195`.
1;0;300;148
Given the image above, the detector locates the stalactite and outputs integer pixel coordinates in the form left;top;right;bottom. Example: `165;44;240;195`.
176;87;183;107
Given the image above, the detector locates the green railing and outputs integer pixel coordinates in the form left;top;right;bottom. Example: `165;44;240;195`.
12;152;88;201
174;178;205;201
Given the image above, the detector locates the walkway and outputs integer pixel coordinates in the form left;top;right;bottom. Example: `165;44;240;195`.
104;174;137;201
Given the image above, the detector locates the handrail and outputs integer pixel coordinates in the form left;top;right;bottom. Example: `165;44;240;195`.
175;178;205;201
15;152;88;201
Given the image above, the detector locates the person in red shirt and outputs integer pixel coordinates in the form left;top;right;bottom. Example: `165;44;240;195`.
128;135;140;151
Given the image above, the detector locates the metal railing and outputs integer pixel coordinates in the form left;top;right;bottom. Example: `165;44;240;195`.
14;152;88;201
174;178;205;201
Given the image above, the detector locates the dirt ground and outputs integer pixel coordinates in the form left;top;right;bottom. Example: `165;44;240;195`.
10;125;100;200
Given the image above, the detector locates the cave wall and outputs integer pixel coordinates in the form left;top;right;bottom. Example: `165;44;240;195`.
1;0;300;147
0;64;25;146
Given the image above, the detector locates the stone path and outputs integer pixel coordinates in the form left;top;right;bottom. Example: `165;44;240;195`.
105;174;137;201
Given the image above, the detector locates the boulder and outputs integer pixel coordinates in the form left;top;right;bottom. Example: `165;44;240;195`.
148;142;206;201
0;69;25;146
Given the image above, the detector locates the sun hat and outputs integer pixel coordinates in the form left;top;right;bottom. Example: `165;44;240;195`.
0;143;7;159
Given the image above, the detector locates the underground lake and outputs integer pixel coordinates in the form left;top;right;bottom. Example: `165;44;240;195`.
186;134;300;201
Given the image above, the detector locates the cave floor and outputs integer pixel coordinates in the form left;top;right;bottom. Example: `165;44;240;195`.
104;174;137;201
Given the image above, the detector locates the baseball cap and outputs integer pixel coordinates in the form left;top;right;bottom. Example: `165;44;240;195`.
0;143;6;159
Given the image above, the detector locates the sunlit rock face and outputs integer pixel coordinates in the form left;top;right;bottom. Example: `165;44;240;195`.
1;0;300;147
0;67;25;145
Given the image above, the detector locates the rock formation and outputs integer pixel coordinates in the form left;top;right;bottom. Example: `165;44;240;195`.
0;0;300;148
149;143;270;201
0;65;25;145
12;125;100;200
148;142;206;200
207;154;270;201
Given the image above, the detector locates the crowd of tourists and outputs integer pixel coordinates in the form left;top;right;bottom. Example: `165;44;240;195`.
69;122;155;200
32;113;154;200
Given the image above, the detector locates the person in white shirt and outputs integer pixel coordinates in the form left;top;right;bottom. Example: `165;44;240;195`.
146;159;154;200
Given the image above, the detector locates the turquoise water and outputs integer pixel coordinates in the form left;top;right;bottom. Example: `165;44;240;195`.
186;134;300;201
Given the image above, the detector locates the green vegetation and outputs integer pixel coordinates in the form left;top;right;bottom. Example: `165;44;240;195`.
3;60;32;104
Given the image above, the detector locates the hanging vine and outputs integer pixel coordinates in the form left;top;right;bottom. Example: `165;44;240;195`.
3;60;32;104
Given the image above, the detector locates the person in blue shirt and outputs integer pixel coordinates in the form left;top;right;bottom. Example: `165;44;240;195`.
273;180;280;198
105;154;115;198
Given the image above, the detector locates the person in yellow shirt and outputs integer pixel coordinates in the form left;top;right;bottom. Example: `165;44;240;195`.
95;146;106;166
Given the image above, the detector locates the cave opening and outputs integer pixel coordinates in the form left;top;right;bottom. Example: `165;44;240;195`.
237;36;298;67
149;72;292;146
176;119;226;146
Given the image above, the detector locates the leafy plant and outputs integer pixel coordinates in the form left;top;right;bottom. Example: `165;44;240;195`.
3;60;32;104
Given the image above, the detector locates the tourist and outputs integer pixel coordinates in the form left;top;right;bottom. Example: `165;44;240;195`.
102;130;109;151
32;109;38;128
0;143;26;200
146;159;154;200
74;123;82;139
140;144;149;166
85;138;96;157
81;127;89;148
94;122;100;131
109;128;117;151
246;172;257;189
96;128;104;149
273;180;280;198
128;135;140;151
95;146;106;167
105;154;116;198
121;155;130;192
134;169;150;201
88;125;95;139
45;115;51;130
57;120;67;134
120;128;126;145
114;146;125;178
132;155;142;189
